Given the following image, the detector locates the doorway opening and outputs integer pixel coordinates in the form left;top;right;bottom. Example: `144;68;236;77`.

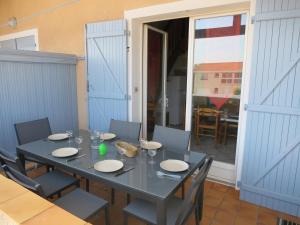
143;18;189;139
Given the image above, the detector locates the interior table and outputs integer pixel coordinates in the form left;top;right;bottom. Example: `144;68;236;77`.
17;130;206;225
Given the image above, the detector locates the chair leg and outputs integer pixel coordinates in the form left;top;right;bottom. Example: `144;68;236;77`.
104;206;110;225
86;178;89;192
111;188;115;205
126;193;131;204
181;183;185;200
123;212;128;225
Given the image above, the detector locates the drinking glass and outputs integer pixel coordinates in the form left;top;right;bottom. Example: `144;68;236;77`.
66;130;73;143
119;148;126;162
75;136;83;150
148;149;157;164
139;138;147;151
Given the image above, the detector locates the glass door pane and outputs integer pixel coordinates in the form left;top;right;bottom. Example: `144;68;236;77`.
190;14;247;164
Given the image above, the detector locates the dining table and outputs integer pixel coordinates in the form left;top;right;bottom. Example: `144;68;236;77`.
16;130;206;225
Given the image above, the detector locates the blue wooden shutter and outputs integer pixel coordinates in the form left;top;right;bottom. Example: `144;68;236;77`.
240;0;300;217
0;39;16;49
86;20;128;131
16;35;36;50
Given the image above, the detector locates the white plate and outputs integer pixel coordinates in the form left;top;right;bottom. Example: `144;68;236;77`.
94;160;124;172
141;141;162;150
48;133;69;141
100;133;116;141
51;147;78;158
160;159;189;172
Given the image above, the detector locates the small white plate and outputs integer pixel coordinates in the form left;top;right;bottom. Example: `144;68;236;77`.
94;160;124;172
52;147;78;158
160;159;189;172
141;141;162;150
100;133;116;141
48;133;69;141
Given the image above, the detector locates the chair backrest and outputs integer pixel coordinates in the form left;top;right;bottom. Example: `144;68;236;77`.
1;164;44;196
175;156;213;225
152;125;190;151
14;118;52;145
109;119;141;141
0;148;25;174
196;108;220;127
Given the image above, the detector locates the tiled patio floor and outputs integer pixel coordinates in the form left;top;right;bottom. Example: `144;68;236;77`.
28;167;300;225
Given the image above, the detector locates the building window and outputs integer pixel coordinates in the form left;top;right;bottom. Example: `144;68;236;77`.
200;73;208;80
215;73;219;78
221;79;226;84
227;79;232;83
234;73;241;78
214;88;218;94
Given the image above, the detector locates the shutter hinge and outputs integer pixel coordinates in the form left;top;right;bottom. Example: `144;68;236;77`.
251;16;255;24
126;46;130;52
244;104;248;111
124;30;131;36
87;80;89;93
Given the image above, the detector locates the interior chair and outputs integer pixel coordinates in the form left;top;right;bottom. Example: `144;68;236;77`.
109;119;141;141
152;125;190;151
123;156;213;225
14;117;53;171
109;119;141;204
153;125;191;199
0;147;79;198
219;122;238;145
194;108;220;144
2;164;109;225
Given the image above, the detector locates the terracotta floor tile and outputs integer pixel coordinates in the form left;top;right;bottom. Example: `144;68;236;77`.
211;182;230;193
203;204;218;219
234;216;257;225
214;209;236;225
204;195;223;207
257;211;277;225
219;199;240;215
200;216;213;225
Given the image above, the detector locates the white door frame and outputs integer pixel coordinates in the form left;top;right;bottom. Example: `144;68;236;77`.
142;25;168;137
185;11;250;184
0;28;39;50
124;0;256;187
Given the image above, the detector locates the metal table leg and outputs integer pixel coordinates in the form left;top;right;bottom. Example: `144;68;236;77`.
157;199;167;225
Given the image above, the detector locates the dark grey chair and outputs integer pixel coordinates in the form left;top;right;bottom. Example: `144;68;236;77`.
0;148;79;198
109;119;141;141
152;125;190;152
153;125;191;199
123;156;213;225
2;164;109;225
14;117;52;170
14;118;52;145
109;119;141;204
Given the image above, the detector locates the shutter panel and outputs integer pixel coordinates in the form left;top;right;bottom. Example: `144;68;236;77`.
86;19;128;131
0;39;17;49
240;0;300;217
16;35;36;50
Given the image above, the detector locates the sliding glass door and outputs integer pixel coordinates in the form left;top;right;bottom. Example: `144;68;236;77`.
186;13;247;166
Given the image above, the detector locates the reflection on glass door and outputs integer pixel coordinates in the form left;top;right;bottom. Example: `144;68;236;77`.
190;14;247;165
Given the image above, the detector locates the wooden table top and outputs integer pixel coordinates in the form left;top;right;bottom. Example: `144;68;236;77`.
0;174;91;225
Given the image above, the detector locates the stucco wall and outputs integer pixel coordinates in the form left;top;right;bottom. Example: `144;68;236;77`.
0;0;176;129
